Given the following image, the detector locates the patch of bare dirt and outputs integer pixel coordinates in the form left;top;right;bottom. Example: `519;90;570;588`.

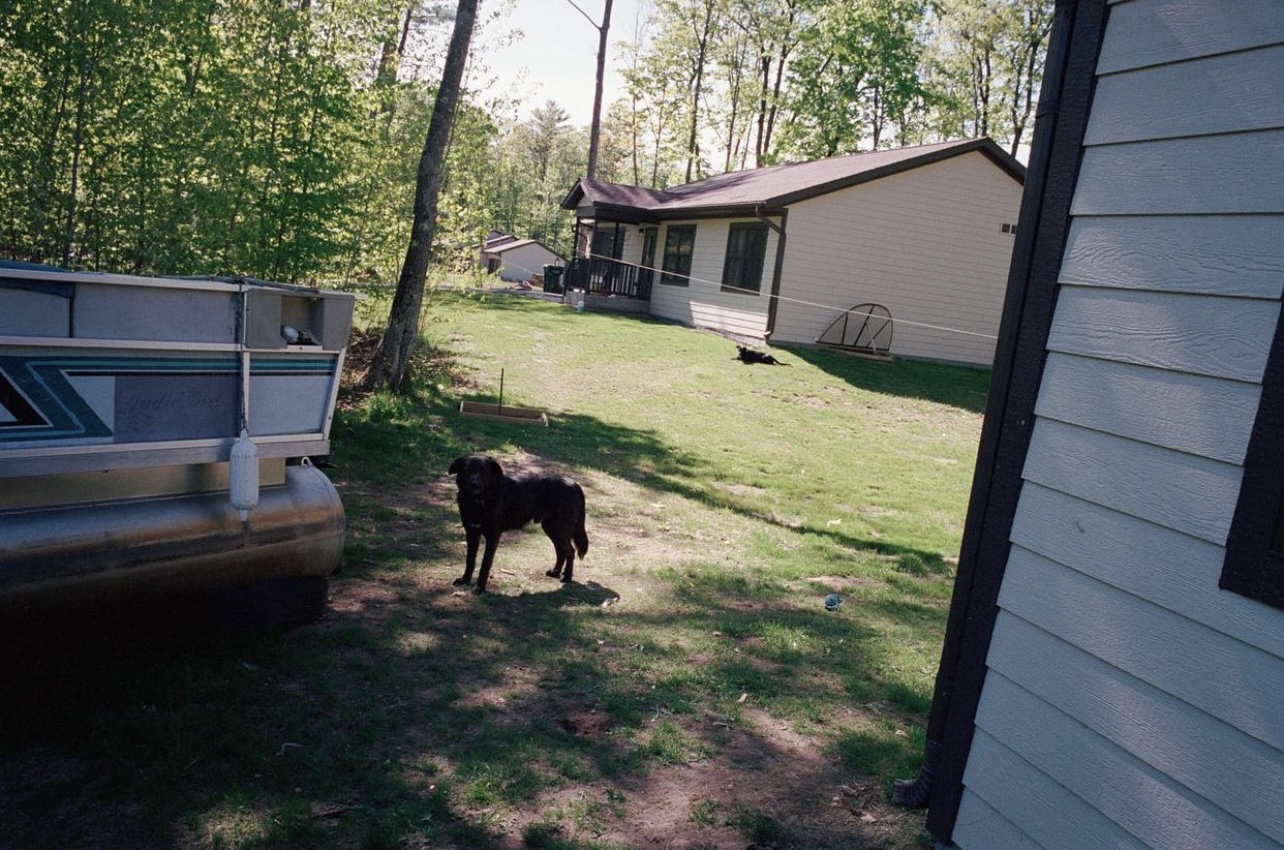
322;441;929;849
321;536;927;849
496;706;924;850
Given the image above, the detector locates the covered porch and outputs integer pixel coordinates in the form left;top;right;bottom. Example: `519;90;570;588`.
563;254;652;300
563;217;656;301
559;175;665;304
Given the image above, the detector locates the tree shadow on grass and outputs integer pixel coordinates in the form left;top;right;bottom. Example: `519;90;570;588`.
0;386;940;848
785;346;991;414
333;398;953;587
0;560;930;849
0;355;942;848
431;289;989;414
530;414;952;577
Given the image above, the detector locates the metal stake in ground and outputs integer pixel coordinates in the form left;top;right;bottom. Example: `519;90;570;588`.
498;368;504;414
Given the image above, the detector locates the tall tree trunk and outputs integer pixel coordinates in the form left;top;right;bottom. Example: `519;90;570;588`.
363;0;479;393
722;34;746;173
682;0;716;183
762;47;789;160
1010;46;1037;155
629;91;643;184
586;0;613;179
1008;5;1052;155
373;2;416;118
754;54;770;164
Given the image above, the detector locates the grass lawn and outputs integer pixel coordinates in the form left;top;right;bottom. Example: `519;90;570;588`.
0;290;990;849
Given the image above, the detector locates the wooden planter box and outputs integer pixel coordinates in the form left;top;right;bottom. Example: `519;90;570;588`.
458;401;548;426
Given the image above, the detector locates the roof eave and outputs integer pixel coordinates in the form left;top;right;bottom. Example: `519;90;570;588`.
559;180;586;211
767;139;1026;208
564;139;1027;221
653;202;787;220
574;203;663;225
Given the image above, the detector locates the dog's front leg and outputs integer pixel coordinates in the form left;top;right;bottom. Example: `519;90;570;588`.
454;528;482;586
474;531;501;592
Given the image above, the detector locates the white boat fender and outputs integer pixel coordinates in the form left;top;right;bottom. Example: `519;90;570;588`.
230;429;260;522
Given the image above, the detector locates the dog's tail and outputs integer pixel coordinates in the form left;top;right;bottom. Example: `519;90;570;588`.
574;487;589;558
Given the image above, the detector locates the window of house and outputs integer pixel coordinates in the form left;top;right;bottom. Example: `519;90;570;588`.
721;223;769;295
1222;310;1284;611
660;225;696;286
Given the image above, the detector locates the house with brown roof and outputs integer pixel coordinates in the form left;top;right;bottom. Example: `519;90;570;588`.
559;138;1025;366
478;231;565;283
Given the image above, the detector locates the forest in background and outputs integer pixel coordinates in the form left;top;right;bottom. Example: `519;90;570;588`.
0;0;1052;288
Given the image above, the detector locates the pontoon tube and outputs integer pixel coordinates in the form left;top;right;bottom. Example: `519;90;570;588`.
1;464;344;611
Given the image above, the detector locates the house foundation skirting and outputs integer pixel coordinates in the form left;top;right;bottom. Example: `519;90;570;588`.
563;290;650;316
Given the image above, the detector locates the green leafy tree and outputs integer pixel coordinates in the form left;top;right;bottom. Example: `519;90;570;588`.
210;0;363;281
0;0;168;267
526;101;573;183
776;0;930;159
707;23;755;171
0;0;1053;296
436;99;502;268
0;0;373;279
928;0;1053;155
652;0;727;181
487;101;584;257
618;36;687;187
364;0;479;393
1000;0;1054;155
727;0;802;166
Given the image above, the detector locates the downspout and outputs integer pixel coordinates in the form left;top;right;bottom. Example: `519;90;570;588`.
891;0;1096;824
755;206;786;341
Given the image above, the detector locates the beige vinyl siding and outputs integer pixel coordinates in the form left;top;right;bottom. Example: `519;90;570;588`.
647;219;775;340
953;2;1284;848
494;243;560;282
771;151;1021;366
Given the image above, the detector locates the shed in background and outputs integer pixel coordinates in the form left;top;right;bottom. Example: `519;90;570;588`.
479;231;565;284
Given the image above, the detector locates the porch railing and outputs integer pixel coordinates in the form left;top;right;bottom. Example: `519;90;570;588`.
564;256;652;300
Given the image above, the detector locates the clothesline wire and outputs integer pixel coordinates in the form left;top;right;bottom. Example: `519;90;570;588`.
578;251;999;341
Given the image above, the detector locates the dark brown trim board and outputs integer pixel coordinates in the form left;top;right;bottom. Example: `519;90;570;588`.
1222;309;1284;611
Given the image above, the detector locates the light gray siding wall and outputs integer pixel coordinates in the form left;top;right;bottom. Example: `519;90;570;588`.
771;151;1022;366
647;218;775;340
496;243;560;282
953;2;1284;848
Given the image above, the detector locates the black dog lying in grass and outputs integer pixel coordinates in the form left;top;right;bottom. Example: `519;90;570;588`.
448;454;589;593
736;345;783;365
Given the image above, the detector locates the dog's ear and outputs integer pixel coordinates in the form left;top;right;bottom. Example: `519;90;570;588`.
448;456;464;475
484;456;503;478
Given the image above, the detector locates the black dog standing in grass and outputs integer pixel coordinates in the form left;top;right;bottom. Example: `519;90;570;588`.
448;454;589;593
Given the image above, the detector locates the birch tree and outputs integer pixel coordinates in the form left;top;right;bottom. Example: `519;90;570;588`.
363;0;479;393
728;0;801;166
930;0;1053;155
